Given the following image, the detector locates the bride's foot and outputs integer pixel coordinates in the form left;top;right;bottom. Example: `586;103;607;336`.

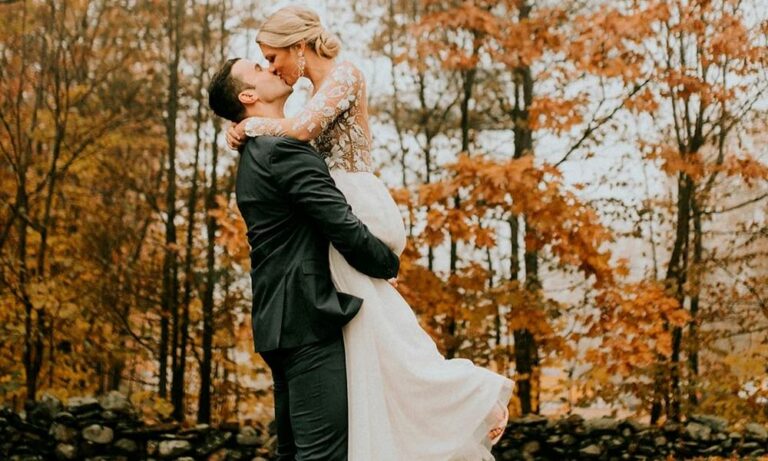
488;402;509;445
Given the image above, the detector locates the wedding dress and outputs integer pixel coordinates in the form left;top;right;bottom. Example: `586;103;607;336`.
244;61;513;461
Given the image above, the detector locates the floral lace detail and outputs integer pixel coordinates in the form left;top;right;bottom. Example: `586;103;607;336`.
242;61;373;173
243;117;285;137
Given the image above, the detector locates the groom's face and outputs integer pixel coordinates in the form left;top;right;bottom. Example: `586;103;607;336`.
231;59;292;104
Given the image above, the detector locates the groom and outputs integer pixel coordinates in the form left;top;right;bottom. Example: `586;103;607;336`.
208;58;399;460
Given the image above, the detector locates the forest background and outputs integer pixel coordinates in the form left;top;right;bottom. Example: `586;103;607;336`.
1;0;767;429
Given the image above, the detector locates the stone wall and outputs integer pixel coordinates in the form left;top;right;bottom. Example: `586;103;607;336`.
0;392;274;461
492;414;768;460
2;393;768;460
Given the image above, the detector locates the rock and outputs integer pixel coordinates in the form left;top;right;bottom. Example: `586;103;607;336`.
74;408;103;427
66;397;100;415
82;424;114;444
26;394;62;427
654;435;667;447
49;422;78;442
114;438;138;453
605;435;625;449
120;422;180;439
585;417;620;434
522;440;540;455
207;448;228;461
690;414;729;433
236;426;261;446
98;391;132;414
13;418;48;436
159;431;196;441
500;449;521;461
745;422;768;441
176;458;196;461
195;431;232;457
663;421;681;434
684;421;712;441
53;412;76;425
158;440;192;458
251;458;269;461
225;449;246;461
721;437;733;450
514;415;548;426
178;423;210;437
114;419;142;433
562;434;577;446
620;418;646;433
54;444;77;461
580;444;603;457
700;444;722;455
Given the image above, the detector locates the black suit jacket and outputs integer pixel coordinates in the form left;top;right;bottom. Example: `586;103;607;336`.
235;136;399;352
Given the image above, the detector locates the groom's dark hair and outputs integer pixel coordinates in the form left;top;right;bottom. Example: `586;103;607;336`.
208;58;248;122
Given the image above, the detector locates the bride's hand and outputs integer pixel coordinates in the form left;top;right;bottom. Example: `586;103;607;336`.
388;277;398;288
226;122;246;150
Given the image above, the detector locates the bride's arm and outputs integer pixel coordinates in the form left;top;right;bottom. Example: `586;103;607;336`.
233;62;363;144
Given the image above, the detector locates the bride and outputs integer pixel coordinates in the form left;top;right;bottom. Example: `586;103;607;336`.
227;6;513;460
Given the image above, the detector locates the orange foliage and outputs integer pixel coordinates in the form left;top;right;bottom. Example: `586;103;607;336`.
420;154;617;287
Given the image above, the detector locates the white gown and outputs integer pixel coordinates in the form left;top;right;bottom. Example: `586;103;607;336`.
244;61;513;461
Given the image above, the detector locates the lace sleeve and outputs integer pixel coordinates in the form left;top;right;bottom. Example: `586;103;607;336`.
242;62;363;142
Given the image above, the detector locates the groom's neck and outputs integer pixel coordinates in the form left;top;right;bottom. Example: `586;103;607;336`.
246;101;285;119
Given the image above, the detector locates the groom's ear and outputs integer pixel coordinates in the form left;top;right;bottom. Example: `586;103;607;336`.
238;89;259;105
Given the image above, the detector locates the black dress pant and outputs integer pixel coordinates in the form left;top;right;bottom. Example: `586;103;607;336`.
260;333;348;461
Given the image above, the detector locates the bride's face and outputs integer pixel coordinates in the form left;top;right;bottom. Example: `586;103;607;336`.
259;43;302;87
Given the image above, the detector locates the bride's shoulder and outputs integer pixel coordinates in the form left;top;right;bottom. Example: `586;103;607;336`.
330;61;365;85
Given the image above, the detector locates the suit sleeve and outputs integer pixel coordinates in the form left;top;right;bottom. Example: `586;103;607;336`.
268;138;399;279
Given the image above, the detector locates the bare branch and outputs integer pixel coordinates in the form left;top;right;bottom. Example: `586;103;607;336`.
555;78;650;167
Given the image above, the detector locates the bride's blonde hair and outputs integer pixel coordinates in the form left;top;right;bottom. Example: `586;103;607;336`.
257;6;341;59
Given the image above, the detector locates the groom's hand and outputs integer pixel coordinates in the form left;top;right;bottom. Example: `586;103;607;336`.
226;122;245;150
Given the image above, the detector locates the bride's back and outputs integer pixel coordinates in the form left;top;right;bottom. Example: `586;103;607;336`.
311;61;374;173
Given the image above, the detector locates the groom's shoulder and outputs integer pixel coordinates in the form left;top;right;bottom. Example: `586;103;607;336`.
242;137;323;176
244;136;314;158
242;135;282;158
266;138;323;167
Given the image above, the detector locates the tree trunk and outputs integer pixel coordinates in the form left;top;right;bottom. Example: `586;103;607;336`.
687;190;702;408
509;1;539;412
172;0;209;421
17;2;46;401
416;72;435;271
199;0;228;423
652;171;692;423
160;0;184;399
198;120;220;424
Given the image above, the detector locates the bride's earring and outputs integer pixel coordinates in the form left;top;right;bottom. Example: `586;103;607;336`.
297;50;306;79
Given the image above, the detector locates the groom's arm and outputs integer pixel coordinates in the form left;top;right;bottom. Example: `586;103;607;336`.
267;138;399;280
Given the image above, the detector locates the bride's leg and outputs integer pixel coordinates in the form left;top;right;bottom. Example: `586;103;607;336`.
488;401;509;444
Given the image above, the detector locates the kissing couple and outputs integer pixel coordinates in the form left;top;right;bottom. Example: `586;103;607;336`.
208;6;513;460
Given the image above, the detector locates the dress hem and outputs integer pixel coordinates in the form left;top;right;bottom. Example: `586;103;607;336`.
448;376;514;461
